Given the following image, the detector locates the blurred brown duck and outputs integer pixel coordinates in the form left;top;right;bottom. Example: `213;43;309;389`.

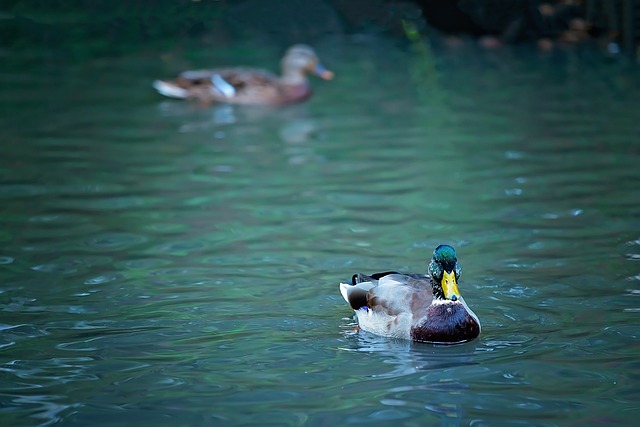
152;44;334;106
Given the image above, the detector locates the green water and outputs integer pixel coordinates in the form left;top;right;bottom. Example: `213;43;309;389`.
2;20;640;427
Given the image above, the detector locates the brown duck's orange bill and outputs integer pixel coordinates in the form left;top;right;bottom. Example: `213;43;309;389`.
441;271;461;301
313;64;334;80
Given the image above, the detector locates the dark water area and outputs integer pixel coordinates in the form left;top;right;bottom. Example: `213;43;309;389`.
2;2;640;426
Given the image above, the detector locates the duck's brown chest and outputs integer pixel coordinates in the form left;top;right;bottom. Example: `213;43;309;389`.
410;302;480;344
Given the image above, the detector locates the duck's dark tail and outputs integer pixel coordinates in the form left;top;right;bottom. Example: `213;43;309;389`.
340;282;372;310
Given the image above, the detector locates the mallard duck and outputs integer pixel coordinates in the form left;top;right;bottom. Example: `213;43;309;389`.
339;245;481;344
152;44;333;105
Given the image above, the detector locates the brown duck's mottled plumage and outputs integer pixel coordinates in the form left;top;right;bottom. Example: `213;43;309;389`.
152;45;333;105
339;246;481;345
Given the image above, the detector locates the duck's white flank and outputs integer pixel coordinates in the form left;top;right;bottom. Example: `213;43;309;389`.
211;74;236;98
356;308;412;340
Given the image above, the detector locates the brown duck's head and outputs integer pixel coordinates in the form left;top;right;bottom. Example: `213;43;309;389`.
428;245;463;301
281;44;334;80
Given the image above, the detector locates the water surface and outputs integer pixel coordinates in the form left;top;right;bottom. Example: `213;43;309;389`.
1;33;640;426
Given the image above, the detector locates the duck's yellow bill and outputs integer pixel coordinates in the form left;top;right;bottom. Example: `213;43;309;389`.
312;63;334;80
441;271;461;301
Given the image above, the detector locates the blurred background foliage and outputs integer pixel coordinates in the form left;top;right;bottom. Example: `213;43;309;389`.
0;1;594;56
1;0;636;67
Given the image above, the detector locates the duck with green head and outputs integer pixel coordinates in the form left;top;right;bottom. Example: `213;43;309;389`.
153;44;333;105
339;245;481;344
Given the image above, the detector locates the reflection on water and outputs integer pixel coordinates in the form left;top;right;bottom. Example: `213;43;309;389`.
339;326;478;426
1;33;640;426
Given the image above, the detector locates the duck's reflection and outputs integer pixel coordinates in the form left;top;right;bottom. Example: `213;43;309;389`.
340;327;478;426
156;100;324;166
156;101;237;134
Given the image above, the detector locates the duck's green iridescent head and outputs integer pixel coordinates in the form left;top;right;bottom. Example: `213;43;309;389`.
428;245;463;301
